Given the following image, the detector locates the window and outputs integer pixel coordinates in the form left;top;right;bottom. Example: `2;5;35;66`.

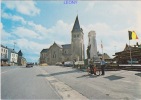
74;35;76;38
12;58;14;62
77;35;79;37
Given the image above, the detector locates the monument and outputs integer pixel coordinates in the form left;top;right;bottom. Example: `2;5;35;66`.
87;31;99;61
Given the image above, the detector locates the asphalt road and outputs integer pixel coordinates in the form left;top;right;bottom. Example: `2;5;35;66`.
1;65;141;100
1;66;61;99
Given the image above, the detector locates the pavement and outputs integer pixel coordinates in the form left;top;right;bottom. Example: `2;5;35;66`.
40;65;141;100
1;65;141;100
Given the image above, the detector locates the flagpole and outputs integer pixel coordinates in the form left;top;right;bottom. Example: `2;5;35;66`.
129;39;132;66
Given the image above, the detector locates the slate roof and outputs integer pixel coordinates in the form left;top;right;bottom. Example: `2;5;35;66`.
62;44;71;49
18;50;23;56
72;16;81;32
41;49;49;53
55;42;63;48
8;48;17;54
1;44;7;49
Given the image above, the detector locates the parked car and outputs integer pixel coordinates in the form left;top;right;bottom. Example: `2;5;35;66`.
56;62;62;66
64;61;73;67
26;63;34;67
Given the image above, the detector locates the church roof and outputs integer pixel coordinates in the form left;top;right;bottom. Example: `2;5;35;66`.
41;49;49;53
62;44;71;49
72;15;81;32
54;42;63;48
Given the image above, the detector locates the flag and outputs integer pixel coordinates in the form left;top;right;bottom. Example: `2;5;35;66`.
128;31;138;40
101;40;103;48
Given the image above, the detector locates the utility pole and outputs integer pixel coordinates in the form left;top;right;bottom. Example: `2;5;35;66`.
13;42;16;50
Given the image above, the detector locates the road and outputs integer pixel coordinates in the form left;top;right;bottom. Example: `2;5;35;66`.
1;65;141;99
1;66;61;99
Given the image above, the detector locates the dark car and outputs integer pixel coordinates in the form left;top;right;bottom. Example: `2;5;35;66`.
26;63;34;68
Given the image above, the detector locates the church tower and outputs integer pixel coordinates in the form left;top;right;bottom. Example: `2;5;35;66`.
71;16;84;61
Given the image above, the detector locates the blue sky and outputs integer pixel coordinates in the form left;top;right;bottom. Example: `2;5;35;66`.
1;1;141;62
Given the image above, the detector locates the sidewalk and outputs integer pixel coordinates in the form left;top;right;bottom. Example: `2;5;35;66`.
41;66;141;99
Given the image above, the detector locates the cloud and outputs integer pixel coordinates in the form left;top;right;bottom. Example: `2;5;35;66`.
27;21;53;38
0;22;3;30
51;20;73;34
84;2;96;12
1;22;16;42
2;11;26;24
16;38;50;53
3;1;40;16
13;27;42;39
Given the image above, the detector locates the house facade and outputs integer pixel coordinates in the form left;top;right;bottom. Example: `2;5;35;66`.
1;45;9;66
8;48;18;66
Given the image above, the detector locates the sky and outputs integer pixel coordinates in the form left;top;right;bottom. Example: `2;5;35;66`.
1;0;141;63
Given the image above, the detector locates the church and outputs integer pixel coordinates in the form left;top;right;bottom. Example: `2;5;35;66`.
40;16;85;65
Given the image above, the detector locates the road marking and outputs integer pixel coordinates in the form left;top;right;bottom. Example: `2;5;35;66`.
1;68;18;74
38;67;89;100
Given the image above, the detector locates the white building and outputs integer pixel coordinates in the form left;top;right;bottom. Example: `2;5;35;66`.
1;45;9;66
8;48;18;66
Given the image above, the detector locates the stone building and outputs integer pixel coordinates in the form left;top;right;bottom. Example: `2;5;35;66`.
114;43;141;64
40;49;48;64
40;16;84;65
18;50;27;66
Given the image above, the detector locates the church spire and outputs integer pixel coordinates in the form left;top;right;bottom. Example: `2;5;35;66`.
18;50;23;56
72;15;81;32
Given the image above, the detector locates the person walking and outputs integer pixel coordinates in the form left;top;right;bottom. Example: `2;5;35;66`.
89;59;94;74
100;58;106;75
